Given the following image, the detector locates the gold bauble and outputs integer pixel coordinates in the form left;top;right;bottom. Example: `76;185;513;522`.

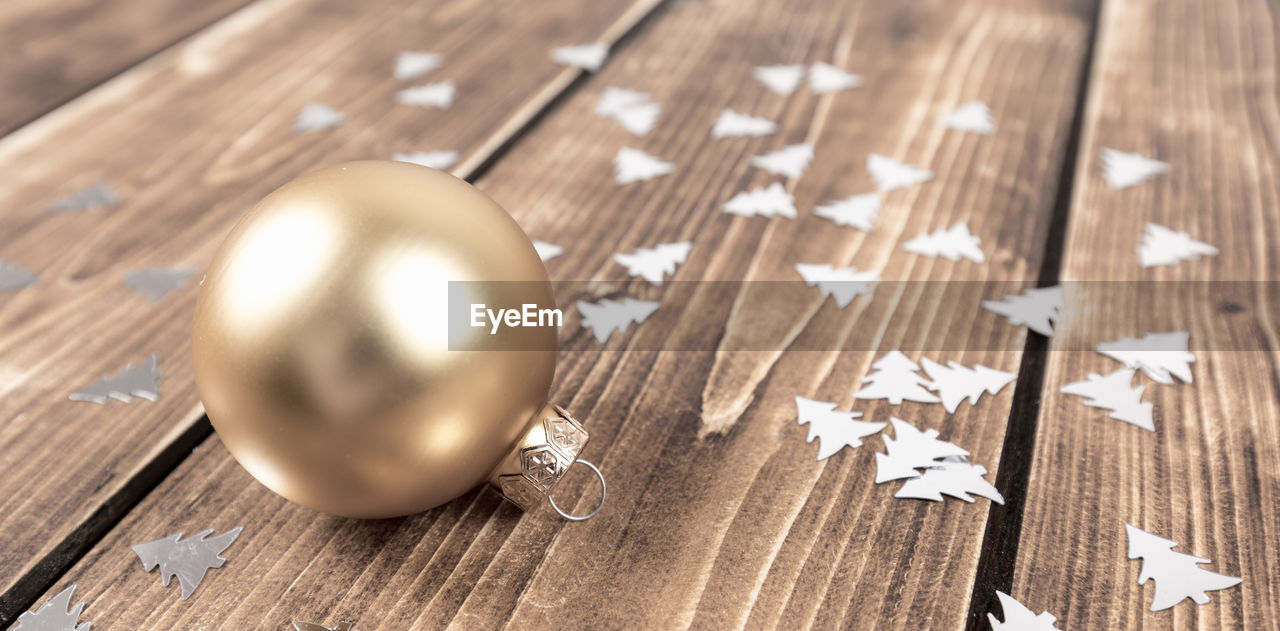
193;161;591;519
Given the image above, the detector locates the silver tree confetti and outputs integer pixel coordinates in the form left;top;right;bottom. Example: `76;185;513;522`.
48;182;118;213
15;585;90;631
294;622;357;631
294;103;346;134
125;268;199;303
0;260;37;292
133;527;244;600
69;355;163;404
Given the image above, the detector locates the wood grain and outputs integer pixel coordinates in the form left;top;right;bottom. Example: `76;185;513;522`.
11;0;1096;628
0;0;659;624
0;0;256;136
1009;0;1280;628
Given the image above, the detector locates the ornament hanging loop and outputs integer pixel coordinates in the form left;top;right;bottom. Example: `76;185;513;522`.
548;459;606;521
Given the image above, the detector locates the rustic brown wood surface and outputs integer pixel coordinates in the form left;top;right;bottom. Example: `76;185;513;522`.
0;0;662;625
0;0;255;136
3;0;1102;629
1009;0;1280;629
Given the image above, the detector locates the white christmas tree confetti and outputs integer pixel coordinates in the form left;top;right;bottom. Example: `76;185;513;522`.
854;350;941;405
394;51;443;81
595;87;660;136
15;585;90;631
808;62;861;94
722;182;796;218
751;143;813;179
939;101;995;135
577;298;660;343
70;355;163;404
1102;148;1169;189
393;150;459;170
533;240;563;262
125;268;199;303
867;153;933;192
613;242;690;285
294;622;356;631
873;417;968;483
0;260;37;292
903;221;986;263
987;591;1061;631
896;461;1004;504
133;527;244;600
1060;368;1154;431
614;147;675;184
711;109;778;139
395;81;455;109
1139;223;1218;268
794;396;885;460
1127;523;1241;611
48;181;118;213
753;64;805;95
813;193;880;231
794;263;878;307
1097;330;1194;385
983;286;1064;337
920;358;1016;414
293;103;345;134
552;43;608;71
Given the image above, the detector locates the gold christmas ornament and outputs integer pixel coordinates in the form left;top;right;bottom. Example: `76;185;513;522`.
192;161;603;520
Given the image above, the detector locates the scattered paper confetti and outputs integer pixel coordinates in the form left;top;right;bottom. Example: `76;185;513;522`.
394;51;443;81
983;286;1064;337
596;86;649;117
614;147;675;184
48;181;118;213
1060;368;1154;431
133;527;243;600
711;109;777;139
395;81;455;109
1102;148;1169;189
794;263;878;307
873;417;968;483
70;355;163;404
813;193;880;231
293;102;345;134
903;221;986;263
939;101;995;135
595;87;660;135
392;150;459;170
751;143;813;179
987;591;1061;631
854;350;941;405
794;396;885;460
867;153;933;192
613;242;690;285
1127;523;1241;611
1139;222;1218;268
577;297;660;343
552;43;608;71
722;182;796;218
896;460;1004;504
808;62;861;94
15;585;90;631
920;358;1016;413
1096;330;1194;385
125;268;198;303
533;240;563;261
294;622;356;631
0;260;37;292
753;64;805;95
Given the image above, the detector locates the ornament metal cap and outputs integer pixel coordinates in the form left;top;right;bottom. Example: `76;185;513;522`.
488;403;606;520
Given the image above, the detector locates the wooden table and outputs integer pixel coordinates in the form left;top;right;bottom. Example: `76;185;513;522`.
0;0;1275;629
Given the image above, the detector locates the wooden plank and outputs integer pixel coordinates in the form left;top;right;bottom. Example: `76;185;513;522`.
1009;0;1280;628
14;0;1096;628
0;0;661;624
0;0;255;136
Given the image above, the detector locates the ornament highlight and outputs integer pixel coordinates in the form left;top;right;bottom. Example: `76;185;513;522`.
193;162;604;519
